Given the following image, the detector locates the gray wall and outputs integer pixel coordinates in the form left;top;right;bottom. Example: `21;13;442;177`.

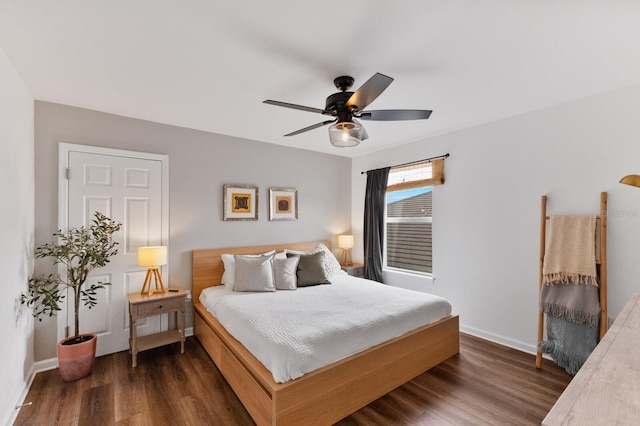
34;101;352;361
352;84;640;354
0;46;34;424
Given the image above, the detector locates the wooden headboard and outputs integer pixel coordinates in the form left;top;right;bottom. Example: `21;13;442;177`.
192;240;332;302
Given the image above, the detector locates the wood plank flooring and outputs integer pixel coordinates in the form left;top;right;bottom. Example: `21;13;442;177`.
14;333;571;425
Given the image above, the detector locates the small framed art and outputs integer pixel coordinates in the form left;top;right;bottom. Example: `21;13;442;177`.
223;184;258;221
269;188;298;221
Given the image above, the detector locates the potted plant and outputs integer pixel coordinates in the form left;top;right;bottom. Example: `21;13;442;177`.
21;211;122;381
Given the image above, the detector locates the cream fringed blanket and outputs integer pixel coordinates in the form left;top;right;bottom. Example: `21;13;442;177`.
542;215;598;286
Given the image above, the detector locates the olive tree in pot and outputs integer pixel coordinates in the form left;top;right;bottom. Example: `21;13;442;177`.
21;211;122;381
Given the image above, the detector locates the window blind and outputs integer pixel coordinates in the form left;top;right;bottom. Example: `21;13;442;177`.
386;158;445;193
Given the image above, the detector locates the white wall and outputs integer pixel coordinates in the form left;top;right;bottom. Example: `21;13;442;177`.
34;101;352;361
0;46;34;424
352;85;640;353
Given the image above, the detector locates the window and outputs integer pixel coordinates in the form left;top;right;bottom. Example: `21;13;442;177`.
384;159;444;275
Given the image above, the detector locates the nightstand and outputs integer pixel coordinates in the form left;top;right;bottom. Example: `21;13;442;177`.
128;289;186;367
341;263;364;277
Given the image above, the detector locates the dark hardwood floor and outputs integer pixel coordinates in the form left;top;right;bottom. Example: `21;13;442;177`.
14;333;571;425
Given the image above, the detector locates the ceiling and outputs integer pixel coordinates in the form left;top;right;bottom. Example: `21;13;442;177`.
2;1;640;158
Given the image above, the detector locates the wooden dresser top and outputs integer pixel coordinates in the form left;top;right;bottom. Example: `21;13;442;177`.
543;294;640;425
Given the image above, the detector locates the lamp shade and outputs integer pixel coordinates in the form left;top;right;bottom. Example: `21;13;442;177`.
328;121;362;147
620;175;640;188
138;246;167;267
338;235;355;249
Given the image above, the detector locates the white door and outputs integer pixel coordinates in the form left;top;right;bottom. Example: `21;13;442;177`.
61;144;168;356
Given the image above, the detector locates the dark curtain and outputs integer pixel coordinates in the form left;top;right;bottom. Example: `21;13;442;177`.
363;167;390;282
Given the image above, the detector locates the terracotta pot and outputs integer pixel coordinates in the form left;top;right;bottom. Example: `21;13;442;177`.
57;334;97;382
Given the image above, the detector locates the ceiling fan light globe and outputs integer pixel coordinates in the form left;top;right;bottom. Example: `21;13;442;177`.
330;136;361;147
329;121;363;147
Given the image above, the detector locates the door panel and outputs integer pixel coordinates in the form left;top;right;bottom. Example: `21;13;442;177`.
66;148;166;356
126;198;151;250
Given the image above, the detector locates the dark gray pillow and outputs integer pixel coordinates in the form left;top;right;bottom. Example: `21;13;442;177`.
286;251;331;287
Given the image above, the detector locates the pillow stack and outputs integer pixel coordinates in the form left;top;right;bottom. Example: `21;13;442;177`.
220;244;342;292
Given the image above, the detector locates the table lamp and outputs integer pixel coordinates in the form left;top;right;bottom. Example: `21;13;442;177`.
138;246;167;296
338;235;355;266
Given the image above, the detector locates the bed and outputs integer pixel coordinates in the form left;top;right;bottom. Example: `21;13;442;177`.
193;241;459;426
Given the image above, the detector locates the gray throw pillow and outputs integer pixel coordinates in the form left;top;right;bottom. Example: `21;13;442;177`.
273;256;299;290
233;255;276;292
285;244;342;278
286;251;331;287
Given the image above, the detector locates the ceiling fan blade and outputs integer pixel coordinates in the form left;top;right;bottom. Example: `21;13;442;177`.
346;73;394;111
263;99;333;115
284;119;336;137
358;109;432;121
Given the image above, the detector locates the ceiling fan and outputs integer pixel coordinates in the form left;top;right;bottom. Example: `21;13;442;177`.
263;72;432;147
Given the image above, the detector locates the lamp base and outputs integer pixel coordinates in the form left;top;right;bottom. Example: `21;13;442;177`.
340;249;353;267
141;267;166;296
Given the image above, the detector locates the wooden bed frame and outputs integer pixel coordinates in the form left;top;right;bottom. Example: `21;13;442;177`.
192;241;459;426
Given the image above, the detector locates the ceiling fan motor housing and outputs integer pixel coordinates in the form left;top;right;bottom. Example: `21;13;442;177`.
326;91;355;121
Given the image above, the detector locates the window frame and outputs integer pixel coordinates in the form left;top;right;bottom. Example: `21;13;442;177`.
382;158;444;277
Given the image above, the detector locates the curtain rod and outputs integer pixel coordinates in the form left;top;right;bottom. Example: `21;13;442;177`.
360;153;450;175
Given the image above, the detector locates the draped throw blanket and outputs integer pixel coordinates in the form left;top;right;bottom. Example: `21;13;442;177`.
538;315;598;375
540;279;600;327
542;215;598;286
539;215;600;375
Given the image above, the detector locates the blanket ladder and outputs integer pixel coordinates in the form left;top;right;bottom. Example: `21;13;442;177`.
536;192;608;369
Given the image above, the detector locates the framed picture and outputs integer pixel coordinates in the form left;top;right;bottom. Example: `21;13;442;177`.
223;184;258;221
269;188;298;221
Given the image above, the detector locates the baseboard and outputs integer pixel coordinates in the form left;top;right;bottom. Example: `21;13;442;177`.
3;361;38;426
34;356;60;373
460;323;538;355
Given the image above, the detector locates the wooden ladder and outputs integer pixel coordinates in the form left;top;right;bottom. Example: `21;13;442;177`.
536;192;608;369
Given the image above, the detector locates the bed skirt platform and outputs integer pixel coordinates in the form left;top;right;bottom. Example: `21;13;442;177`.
195;303;459;426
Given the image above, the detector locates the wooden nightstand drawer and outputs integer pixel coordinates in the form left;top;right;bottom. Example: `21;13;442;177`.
135;296;183;316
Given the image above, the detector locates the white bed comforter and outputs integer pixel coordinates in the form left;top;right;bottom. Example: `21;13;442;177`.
199;273;452;383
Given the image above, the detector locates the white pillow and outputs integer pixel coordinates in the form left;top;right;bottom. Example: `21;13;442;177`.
221;250;275;288
315;244;343;278
285;244;342;278
272;256;299;290
232;255;276;292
